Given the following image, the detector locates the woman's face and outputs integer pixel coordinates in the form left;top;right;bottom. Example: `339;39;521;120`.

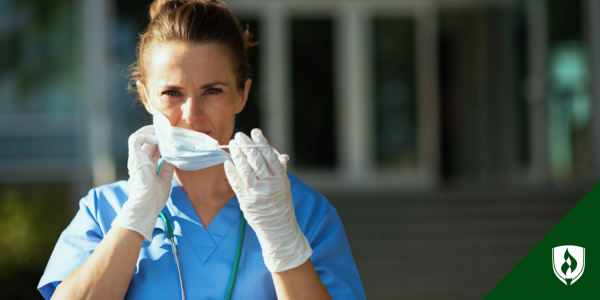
138;42;251;146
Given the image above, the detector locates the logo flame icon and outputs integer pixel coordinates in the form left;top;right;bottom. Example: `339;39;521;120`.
561;248;577;277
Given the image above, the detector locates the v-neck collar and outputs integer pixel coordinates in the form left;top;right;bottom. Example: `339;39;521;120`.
166;176;241;263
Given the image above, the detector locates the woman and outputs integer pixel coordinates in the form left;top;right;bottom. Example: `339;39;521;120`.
38;0;365;299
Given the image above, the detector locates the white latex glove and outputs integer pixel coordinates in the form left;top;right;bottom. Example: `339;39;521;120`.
112;125;175;241
224;129;312;273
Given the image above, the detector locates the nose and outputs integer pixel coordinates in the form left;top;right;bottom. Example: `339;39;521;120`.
180;97;205;124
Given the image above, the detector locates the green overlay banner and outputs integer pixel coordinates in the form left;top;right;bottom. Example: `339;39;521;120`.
484;183;599;299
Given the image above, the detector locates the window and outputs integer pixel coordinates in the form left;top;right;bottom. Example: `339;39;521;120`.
291;18;336;169
234;19;262;137
373;18;417;170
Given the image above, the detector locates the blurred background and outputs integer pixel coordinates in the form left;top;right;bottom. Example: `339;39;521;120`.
0;0;598;299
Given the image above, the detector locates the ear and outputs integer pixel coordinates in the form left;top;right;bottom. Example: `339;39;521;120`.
136;80;153;115
235;78;252;114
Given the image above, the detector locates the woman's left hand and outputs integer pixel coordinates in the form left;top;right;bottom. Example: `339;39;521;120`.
224;129;312;273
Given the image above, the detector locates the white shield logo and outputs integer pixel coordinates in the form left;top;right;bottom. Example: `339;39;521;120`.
552;245;585;285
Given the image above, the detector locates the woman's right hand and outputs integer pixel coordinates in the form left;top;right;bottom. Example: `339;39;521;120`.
53;126;176;300
112;125;175;241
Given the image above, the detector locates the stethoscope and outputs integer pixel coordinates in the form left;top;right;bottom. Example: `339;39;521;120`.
157;161;247;300
158;211;246;300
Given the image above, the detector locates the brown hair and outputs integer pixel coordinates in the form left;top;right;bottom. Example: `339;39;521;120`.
128;0;256;100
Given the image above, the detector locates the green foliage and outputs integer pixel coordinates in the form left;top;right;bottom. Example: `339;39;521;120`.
0;182;71;294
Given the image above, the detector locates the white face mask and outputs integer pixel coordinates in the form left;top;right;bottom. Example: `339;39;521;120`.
143;85;231;171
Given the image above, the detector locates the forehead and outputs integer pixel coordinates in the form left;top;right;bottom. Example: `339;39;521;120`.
146;42;234;86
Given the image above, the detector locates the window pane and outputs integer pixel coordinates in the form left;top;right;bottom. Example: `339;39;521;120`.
0;0;79;113
0;137;77;159
547;0;591;181
513;5;530;168
439;3;533;184
291;19;336;168
373;18;417;170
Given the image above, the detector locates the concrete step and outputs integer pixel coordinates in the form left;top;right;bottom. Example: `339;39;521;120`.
344;219;558;243
325;187;589;299
336;202;575;223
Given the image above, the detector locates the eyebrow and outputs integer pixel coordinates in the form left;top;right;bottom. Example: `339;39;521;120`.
156;81;228;91
158;84;183;91
201;81;228;89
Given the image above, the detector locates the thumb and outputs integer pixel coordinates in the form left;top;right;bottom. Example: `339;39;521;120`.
224;160;246;194
277;154;289;172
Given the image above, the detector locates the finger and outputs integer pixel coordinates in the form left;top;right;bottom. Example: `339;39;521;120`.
251;128;285;176
224;160;246;194
154;146;163;162
134;125;156;138
277;154;289;172
129;133;157;156
158;160;175;182
141;142;159;159
127;148;155;174
273;148;290;172
129;129;158;156
235;132;271;179
229;140;257;187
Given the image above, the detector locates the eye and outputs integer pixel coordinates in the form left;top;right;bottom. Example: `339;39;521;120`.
206;88;222;95
162;90;181;97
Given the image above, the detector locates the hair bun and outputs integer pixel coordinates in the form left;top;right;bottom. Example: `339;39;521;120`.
149;0;220;20
149;0;172;20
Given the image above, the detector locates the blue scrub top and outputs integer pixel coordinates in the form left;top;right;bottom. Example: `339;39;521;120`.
38;173;366;300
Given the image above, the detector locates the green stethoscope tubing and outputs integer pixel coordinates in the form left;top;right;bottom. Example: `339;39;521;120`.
157;160;246;300
158;211;185;299
226;212;246;299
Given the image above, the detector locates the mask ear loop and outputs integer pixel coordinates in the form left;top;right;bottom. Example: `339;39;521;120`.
218;145;280;157
218;145;271;149
218;145;285;160
141;82;155;115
